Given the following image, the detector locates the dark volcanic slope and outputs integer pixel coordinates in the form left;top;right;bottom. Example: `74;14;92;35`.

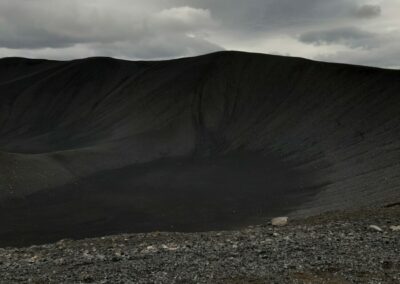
0;51;399;246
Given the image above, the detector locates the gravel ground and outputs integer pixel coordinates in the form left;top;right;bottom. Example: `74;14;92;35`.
0;205;399;284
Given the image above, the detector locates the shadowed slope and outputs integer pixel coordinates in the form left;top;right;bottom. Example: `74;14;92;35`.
0;51;399;246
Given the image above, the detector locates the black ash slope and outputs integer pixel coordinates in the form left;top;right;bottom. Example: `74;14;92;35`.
0;51;399;247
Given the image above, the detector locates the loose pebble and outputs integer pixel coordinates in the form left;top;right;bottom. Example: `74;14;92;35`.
271;217;289;227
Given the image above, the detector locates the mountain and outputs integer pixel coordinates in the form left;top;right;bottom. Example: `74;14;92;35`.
0;51;399;246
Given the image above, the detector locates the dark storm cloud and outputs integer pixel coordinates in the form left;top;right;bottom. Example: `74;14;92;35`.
173;0;356;30
0;0;398;68
355;4;382;18
299;27;376;48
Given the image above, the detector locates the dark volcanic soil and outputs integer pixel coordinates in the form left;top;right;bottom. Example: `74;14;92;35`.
0;205;399;283
1;51;400;247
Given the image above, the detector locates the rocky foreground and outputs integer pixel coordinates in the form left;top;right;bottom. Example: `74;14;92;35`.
0;205;399;284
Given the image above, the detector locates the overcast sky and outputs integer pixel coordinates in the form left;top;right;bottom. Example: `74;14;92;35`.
0;0;399;68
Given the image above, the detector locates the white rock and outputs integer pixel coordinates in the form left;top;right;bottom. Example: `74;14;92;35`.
369;225;383;232
27;255;39;263
271;217;288;227
390;225;400;231
141;245;158;254
161;244;179;251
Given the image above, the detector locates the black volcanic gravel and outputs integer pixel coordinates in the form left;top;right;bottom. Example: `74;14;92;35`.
0;205;399;283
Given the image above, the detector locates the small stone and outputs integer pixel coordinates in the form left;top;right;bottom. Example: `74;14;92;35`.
369;225;383;232
111;256;121;262
271;217;288;227
141;245;158;254
390;225;400;231
82;250;92;259
382;260;393;270
27;255;39;263
56;239;72;247
54;258;65;265
79;272;94;283
161;244;179;251
114;249;123;257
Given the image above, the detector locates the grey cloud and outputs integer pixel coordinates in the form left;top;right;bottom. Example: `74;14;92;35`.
0;0;398;68
355;4;381;18
0;31;77;49
0;1;221;58
0;2;140;49
316;42;400;69
299;27;376;48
